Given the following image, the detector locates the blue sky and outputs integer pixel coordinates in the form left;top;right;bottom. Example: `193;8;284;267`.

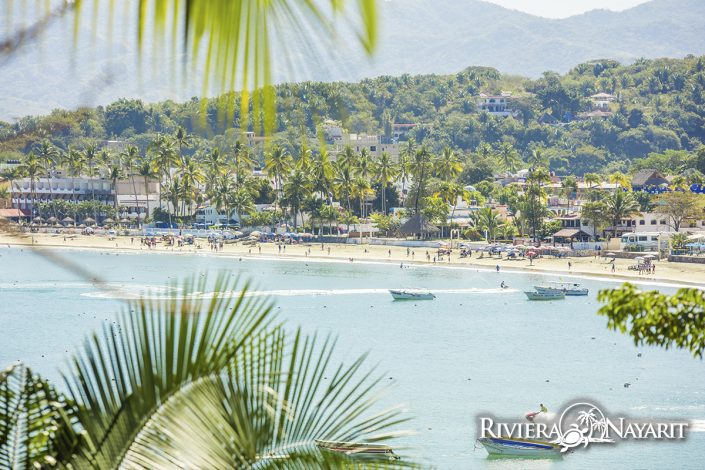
485;0;651;18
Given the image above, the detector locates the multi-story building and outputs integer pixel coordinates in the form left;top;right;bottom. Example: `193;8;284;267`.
11;177;114;212
477;92;514;117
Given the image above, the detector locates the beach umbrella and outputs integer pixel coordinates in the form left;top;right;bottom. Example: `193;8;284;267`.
78;223;86;228
233;231;243;236
120;218;130;224
62;216;74;223
33;216;44;223
84;217;96;225
103;218;115;225
249;230;262;237
47;216;58;223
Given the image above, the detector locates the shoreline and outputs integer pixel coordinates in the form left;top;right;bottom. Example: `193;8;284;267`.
2;233;704;289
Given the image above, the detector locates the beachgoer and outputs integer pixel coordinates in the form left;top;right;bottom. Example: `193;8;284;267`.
258;246;261;254
327;247;331;255
568;261;572;270
501;281;506;289
388;249;391;257
412;251;415;259
400;262;404;269
540;403;548;414
406;247;410;257
611;263;616;273
496;264;500;272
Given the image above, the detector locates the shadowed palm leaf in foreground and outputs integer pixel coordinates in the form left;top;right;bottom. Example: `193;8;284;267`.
0;274;414;468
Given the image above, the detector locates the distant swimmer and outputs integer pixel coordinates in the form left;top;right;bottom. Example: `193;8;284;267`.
500;281;507;289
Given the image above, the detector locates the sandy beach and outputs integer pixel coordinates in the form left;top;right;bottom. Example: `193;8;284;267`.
2;231;703;289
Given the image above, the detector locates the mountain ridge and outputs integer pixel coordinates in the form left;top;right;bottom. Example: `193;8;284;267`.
1;0;704;120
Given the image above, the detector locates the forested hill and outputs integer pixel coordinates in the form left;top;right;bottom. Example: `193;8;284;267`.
2;55;705;178
2;0;705;119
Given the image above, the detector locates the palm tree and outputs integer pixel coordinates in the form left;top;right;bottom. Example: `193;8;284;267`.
527;147;549;169
264;145;293;211
352;176;374;219
106;163;123;214
282;169;312;230
82;143;99;210
36;140;60;218
320;204;340;235
0;167;22;212
561;175;578;213
210;173;235;224
496;142;521;173
474;207;503;242
605;190;640;239
311;150;333;201
120;145;141;226
179;155;205;218
295;141;314;172
18;152;43;216
137;157;158;221
669;175;688;191
333;160;355;215
375;151;399;215
228;186;256;224
409;146;434;214
0;276;410;469
435;181;466;224
434;147;463;182
174;126;192;165
584;173;602;190
609;172;632;192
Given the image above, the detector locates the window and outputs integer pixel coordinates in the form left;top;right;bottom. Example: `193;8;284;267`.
651;220;657;225
660;220;666;225
582;220;589;226
638;236;647;242
651;236;658;241
639;220;645;225
370;146;376;152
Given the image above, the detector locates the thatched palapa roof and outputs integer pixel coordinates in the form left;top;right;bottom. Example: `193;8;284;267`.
398;214;439;235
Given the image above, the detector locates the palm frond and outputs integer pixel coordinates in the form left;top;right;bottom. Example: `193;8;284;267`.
120;328;413;468
61;273;276;468
0;363;81;470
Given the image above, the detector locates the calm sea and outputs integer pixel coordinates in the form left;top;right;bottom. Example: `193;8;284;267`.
1;246;703;468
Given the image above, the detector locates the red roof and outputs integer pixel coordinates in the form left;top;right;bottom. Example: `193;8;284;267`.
0;208;29;218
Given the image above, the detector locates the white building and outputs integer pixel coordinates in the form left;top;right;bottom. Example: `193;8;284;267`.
477;92;515;117
11;177;113;210
590;92;615;111
330;133;400;161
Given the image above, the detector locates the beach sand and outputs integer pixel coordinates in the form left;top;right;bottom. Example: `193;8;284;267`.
1;232;703;288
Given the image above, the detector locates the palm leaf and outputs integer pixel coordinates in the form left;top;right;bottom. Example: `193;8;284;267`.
61;273;276;468
120;328;413;468
0;363;81;470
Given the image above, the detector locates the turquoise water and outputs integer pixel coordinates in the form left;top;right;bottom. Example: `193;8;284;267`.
1;246;703;468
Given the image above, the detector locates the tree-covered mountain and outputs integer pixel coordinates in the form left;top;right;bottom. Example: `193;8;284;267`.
3;55;705;178
1;0;705;120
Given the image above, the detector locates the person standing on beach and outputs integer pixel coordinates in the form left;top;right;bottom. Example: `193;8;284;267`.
327;247;330;255
568;261;572;270
496;264;500;272
611;262;616;273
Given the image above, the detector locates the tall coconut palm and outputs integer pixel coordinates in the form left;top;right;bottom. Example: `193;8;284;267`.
435;181;466;223
496;142;521;173
202;147;225;194
17;152;43;216
264;145;293;210
333;160;355;215
120;145;142;226
105;163;124;213
561;175;578;212
295;141;314;173
375;151;399;215
352;176;374;219
36;140;60;218
137;157;158;221
584;173;602;190
409;146;434;214
434;147;463;182
174;126;192;165
609;172;632;192
180;155;205;218
282;169;312;230
311;150;333;201
605;190;640;239
0;276;411;469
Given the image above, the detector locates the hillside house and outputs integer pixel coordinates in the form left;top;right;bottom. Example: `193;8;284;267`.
477;92;514;117
631;169;669;191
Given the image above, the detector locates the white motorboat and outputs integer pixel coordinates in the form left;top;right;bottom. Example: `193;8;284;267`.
524;290;565;301
389;289;436;300
478;437;562;456
534;282;588;296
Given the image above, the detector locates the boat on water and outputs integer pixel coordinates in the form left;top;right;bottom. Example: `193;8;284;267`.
524;290;565;301
478;436;561;457
534;282;588;296
389;289;436;300
315;440;399;459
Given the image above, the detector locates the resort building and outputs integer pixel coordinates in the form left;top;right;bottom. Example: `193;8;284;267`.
11;177;114;212
477;92;515;117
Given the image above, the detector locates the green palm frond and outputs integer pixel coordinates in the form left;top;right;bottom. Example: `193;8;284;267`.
0;363;81;470
122;328;412;468
61;274;276;468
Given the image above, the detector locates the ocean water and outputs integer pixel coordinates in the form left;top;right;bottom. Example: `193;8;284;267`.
0;246;703;469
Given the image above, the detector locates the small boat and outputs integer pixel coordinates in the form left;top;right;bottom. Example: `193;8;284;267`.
478;436;561;456
389;289;436;300
524;290;565;301
534;282;588;296
315;440;399;459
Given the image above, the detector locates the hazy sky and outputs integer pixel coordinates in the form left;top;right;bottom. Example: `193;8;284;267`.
484;0;651;18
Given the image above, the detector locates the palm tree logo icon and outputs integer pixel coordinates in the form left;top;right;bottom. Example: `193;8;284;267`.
553;402;614;452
